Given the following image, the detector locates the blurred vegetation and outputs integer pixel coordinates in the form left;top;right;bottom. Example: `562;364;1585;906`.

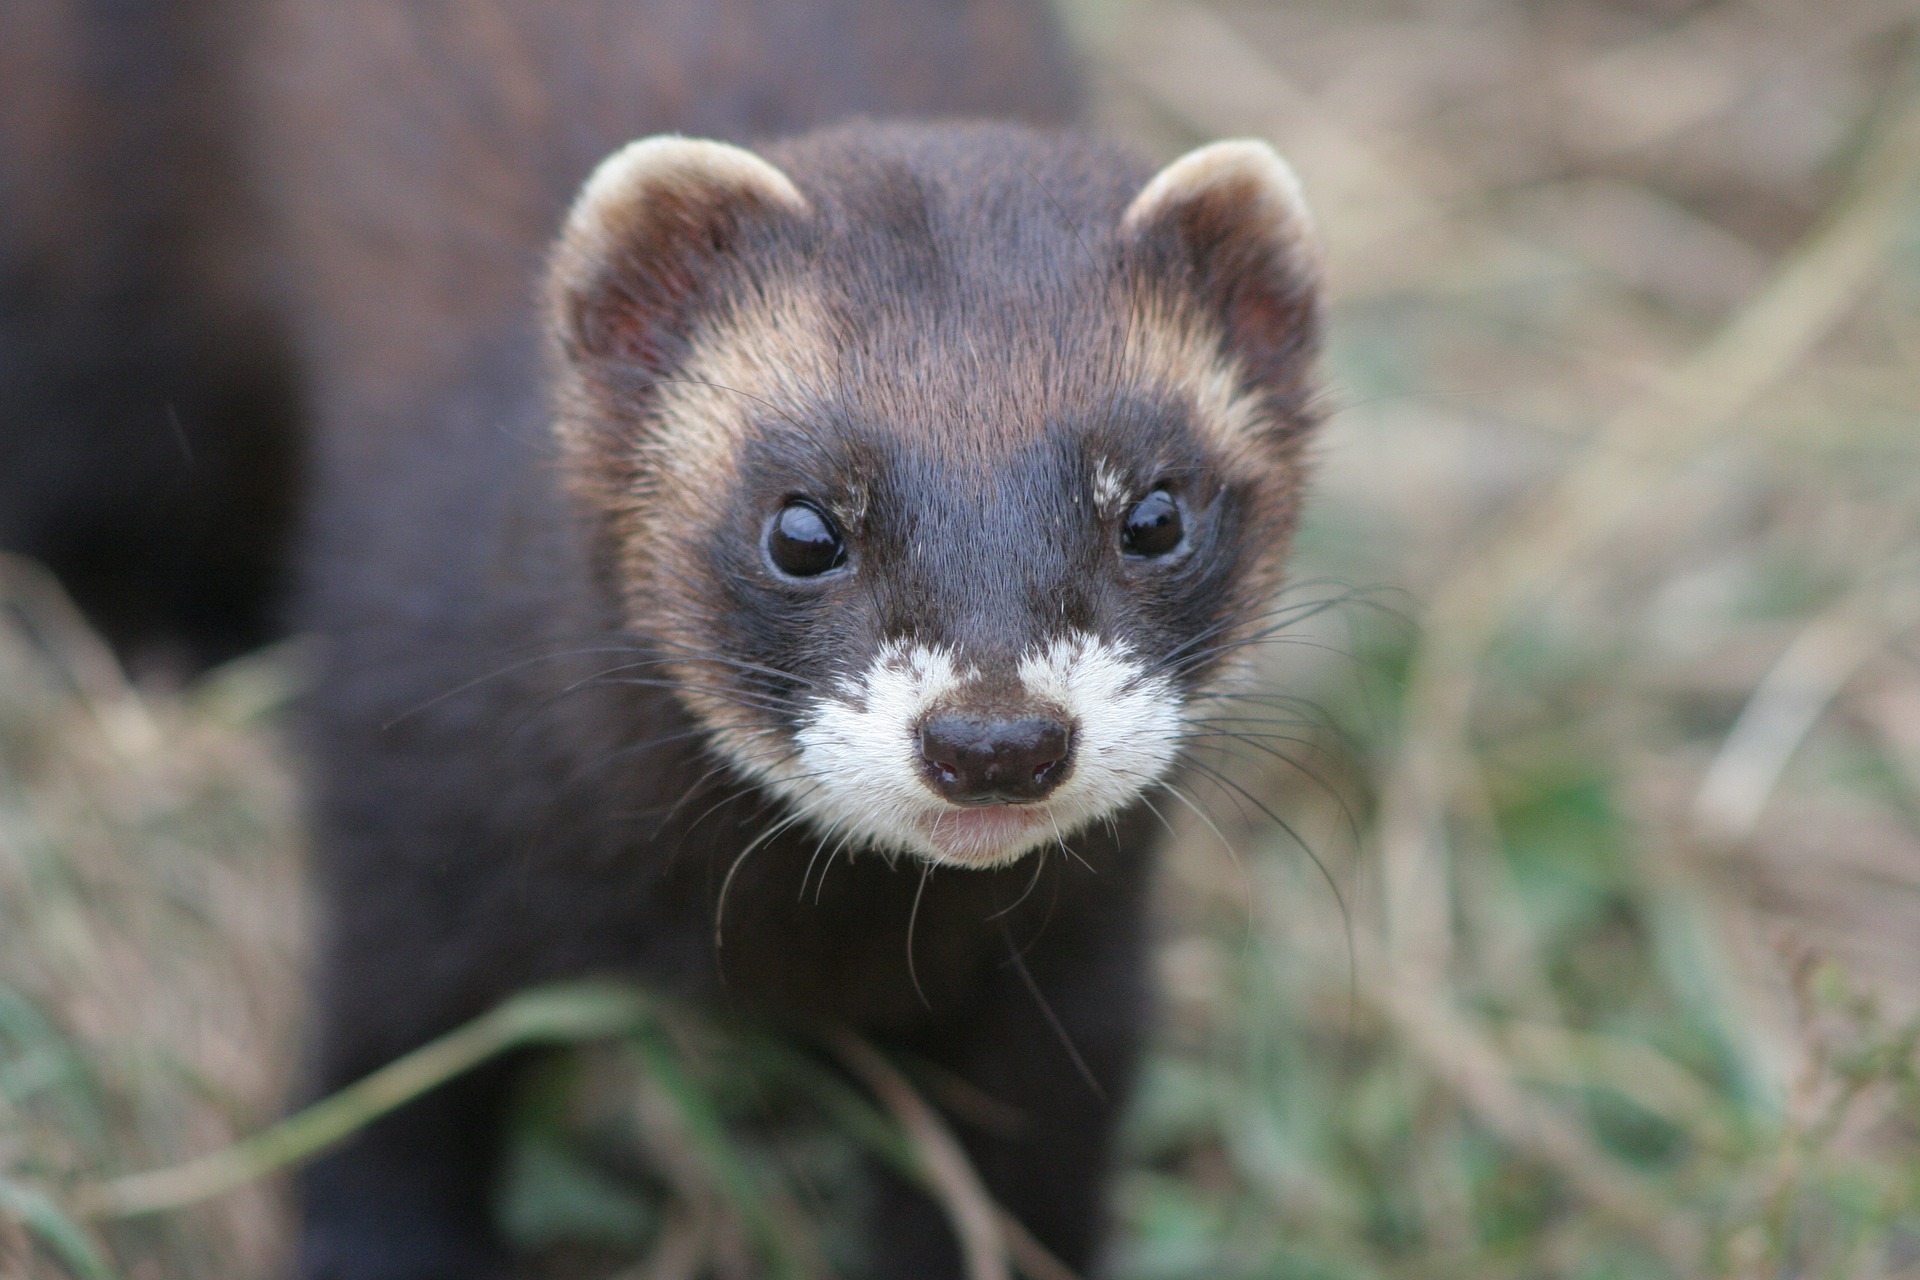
6;0;1920;1276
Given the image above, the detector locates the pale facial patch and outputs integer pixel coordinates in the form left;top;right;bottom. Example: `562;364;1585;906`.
740;633;1183;868
1016;633;1185;831
1121;290;1273;461
638;285;838;503
585;281;841;639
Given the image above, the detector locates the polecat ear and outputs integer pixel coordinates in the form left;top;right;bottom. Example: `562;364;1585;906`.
1121;139;1321;388
549;135;810;371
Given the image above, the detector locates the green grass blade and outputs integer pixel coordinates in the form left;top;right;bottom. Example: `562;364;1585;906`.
629;1030;822;1280
0;1176;121;1280
80;983;651;1220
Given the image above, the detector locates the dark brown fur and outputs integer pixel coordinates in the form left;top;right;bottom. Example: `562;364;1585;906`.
0;0;299;668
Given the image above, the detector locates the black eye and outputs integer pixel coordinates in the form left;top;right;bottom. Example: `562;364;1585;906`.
1120;488;1185;559
767;500;847;578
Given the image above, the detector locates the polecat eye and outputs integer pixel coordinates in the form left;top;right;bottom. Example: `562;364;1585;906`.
1120;488;1185;558
767;500;847;577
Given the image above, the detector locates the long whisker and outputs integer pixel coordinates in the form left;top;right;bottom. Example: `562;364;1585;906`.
1001;914;1107;1103
1048;810;1095;875
1176;727;1360;844
814;826;863;905
383;641;653;729
517;724;793;862
592;634;822;691
1154;783;1256;955
798;815;850;903
1153;590;1354;674
714;787;823;956
590;675;797;717
1178;756;1356;1013
666;745;820;857
906;863;934;1011
985;849;1049;922
1152;582;1387;676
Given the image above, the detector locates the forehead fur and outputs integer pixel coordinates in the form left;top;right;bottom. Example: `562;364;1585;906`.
754;124;1313;462
619;278;1294;546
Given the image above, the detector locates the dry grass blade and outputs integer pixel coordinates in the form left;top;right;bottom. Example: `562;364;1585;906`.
1363;966;1701;1269
1693;566;1920;844
77;984;650;1220
826;1034;1086;1280
0;553;158;756
828;1031;1014;1280
993;1214;1085;1280
629;1030;826;1280
1376;80;1920;971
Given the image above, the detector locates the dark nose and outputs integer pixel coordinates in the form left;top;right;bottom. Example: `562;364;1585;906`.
918;715;1074;805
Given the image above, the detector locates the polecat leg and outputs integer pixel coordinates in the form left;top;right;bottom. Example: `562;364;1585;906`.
293;1046;520;1279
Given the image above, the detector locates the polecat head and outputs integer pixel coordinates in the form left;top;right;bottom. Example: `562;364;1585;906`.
547;122;1321;868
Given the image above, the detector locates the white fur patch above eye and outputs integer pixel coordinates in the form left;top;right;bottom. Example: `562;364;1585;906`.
1092;462;1131;516
751;633;1183;869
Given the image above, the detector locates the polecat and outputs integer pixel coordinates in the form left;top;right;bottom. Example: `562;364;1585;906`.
260;6;1321;1278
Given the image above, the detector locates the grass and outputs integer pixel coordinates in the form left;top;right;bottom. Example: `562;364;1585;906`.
5;0;1920;1275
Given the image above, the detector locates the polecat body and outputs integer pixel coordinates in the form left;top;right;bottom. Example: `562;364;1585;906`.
264;6;1321;1278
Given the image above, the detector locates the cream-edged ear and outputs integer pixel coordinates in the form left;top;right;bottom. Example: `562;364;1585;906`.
1122;139;1321;389
561;135;809;253
550;135;810;369
1121;138;1313;244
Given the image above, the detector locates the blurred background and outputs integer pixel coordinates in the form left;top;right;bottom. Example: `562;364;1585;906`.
4;0;1919;1276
